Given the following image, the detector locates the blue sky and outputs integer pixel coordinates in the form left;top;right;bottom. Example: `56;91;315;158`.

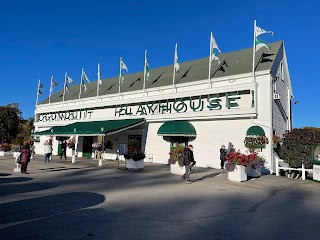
0;1;319;128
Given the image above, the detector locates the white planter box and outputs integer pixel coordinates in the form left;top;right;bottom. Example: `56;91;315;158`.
247;167;262;178
13;152;20;158
228;165;247;182
0;151;4;156
170;161;186;175
126;159;144;169
313;164;320;181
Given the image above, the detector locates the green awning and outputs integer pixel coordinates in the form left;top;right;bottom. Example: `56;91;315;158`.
246;126;265;136
157;120;196;137
33;118;145;136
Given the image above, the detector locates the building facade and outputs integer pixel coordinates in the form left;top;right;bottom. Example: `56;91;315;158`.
34;41;292;173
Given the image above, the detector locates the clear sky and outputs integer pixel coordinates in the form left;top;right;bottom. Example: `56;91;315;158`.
0;0;319;128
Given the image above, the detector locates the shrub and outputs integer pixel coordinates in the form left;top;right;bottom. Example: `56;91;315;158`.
279;127;320;168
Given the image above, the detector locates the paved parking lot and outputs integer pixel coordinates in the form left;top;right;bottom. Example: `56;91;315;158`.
1;154;320;240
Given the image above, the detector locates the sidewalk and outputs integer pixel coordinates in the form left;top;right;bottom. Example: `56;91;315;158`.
1;153;320;240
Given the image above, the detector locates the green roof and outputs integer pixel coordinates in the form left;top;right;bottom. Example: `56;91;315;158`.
40;41;283;104
157;120;196;137
34;118;145;136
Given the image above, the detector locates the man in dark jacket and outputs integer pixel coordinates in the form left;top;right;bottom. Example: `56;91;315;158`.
181;144;196;184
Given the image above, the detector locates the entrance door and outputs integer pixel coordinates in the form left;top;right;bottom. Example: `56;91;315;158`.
83;136;93;158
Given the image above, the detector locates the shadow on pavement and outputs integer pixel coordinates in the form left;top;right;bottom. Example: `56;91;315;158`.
0;177;33;184
0;192;105;225
0;182;60;197
0;173;11;177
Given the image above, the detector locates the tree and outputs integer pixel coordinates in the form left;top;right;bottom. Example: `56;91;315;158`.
279;127;320;168
0;103;22;143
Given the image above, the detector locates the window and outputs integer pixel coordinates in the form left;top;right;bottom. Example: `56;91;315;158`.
170;136;188;147
280;62;284;80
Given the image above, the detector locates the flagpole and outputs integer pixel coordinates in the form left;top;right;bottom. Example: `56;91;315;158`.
63;73;67;102
172;43;177;93
143;50;147;96
252;20;257;83
118;57;122;98
97;63;100;99
36;79;40;106
79;68;83;100
49;76;53;104
208;32;212;88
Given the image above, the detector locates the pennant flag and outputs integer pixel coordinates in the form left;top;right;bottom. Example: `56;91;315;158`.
98;63;102;86
52;78;59;86
39;83;44;90
67;76;75;84
120;58;128;83
65;84;70;93
210;32;221;64
174;43;180;73
256;39;270;52
81;69;90;92
38;89;43;95
255;24;273;52
49;76;59;92
256;26;274;37
145;53;150;81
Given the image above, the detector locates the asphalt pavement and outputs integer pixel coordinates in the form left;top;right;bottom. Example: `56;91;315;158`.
0;154;320;240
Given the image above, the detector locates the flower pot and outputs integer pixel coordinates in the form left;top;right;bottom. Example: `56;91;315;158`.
228;165;247;182
0;151;5;156
13;152;20;158
170;161;186;175
126;159;144;169
247;167;262;178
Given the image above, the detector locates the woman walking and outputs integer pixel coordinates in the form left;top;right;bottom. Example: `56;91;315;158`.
20;141;31;174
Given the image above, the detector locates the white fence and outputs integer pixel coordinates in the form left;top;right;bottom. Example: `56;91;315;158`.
275;157;313;180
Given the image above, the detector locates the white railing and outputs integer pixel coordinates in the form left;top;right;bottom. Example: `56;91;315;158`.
275;157;312;180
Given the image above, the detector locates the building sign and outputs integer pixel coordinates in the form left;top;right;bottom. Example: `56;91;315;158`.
37;90;252;122
38;109;93;122
114;93;243;117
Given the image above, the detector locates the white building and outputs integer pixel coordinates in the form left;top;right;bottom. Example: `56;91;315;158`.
34;41;292;173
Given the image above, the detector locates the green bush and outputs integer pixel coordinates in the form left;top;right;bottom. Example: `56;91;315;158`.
279;127;320;168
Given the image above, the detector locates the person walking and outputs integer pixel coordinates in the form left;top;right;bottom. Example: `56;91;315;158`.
20;141;31;174
44;140;53;163
220;145;227;169
60;140;67;160
181;144;196;184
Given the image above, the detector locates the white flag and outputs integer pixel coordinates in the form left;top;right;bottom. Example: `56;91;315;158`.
256;26;274;37
65;84;70;93
174;43;180;73
67;76;75;84
81;69;90;83
50;76;59;92
120;58;128;83
145;51;150;81
210;32;221;64
120;58;128;72
98;63;102;85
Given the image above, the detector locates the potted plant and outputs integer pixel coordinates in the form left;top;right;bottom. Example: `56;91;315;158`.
124;139;145;169
225;151;264;181
272;135;281;149
244;136;269;149
0;143;11;156
168;144;185;175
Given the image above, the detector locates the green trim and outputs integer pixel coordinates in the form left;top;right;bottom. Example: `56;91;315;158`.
157;120;196;137
33;118;145;136
246;126;265;136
